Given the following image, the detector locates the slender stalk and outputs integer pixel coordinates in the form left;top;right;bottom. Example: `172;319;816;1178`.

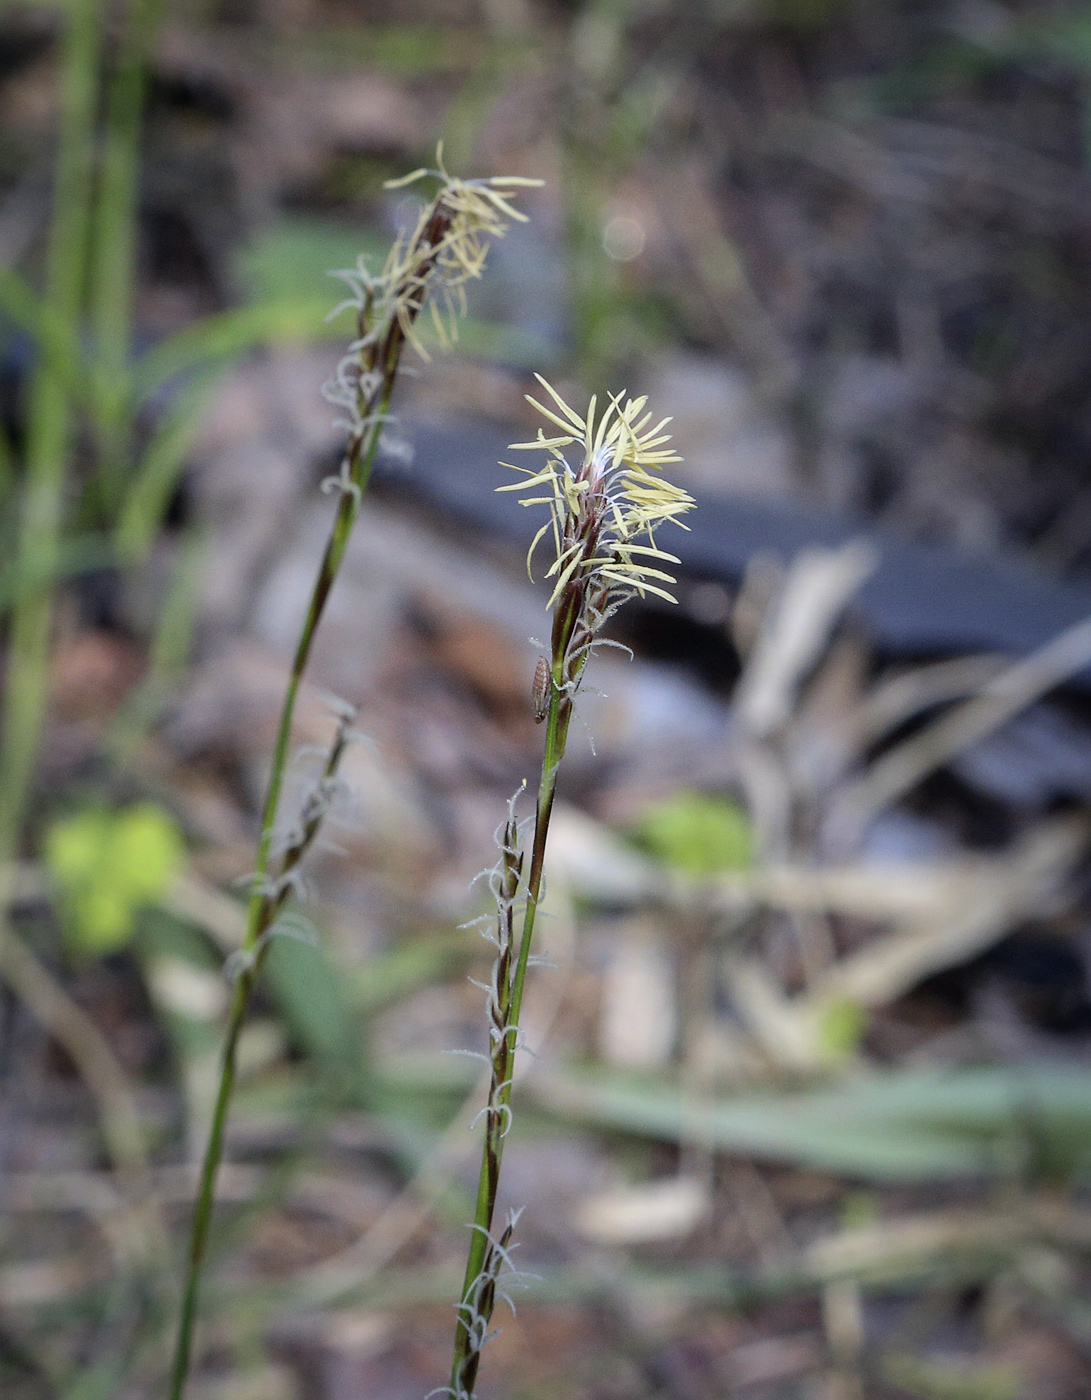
107;528;204;762
0;0;104;862
0;414;14;508
167;168;533;1399
448;699;565;1397
447;596;583;1398
170;712;356;1397
167;969;249;1400
90;0;161;515
0;0;158;1251
165;389;389;1397
446;376;693;1399
242;372;394;940
91;0;158;375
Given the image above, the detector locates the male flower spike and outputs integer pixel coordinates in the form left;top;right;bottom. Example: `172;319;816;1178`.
501;374;695;609
330;151;543;366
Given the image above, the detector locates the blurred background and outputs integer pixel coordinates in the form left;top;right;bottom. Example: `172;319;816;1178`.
6;0;1091;1397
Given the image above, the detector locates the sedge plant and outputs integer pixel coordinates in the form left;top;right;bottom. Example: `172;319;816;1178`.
444;377;694;1399
166;160;540;1400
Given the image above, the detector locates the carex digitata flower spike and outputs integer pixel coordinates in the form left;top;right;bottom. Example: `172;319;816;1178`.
169;153;539;1400
503;373;694;605
445;381;693;1400
501;376;695;725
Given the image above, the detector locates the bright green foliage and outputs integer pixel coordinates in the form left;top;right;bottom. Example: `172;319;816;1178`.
45;802;185;956
633;790;753;875
817;995;867;1060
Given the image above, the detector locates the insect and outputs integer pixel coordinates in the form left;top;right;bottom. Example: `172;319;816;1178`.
532;657;550;723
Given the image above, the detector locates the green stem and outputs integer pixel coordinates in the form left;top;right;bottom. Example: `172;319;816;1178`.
107;527;204;763
0;0;104;862
92;0;157;374
0;0;156;1202
449;662;574;1397
90;0;161;515
166;370;394;1400
166;967;252;1400
244;378;394;949
169;184;486;1398
0;414;14;509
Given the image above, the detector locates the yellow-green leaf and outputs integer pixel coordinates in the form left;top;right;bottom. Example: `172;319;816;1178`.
44;803;185;957
107;804;186;901
631;790;753;876
817;996;867;1060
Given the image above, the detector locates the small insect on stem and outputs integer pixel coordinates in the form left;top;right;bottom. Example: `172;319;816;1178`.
532;657;550;723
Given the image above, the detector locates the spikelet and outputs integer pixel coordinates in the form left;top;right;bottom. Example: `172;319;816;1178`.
328;144;542;372
321;150;541;505
499;375;695;608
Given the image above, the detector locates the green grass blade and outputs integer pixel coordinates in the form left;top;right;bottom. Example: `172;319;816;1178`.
0;264;94;406
0;415;14;507
0;533;115;615
531;1064;1091;1183
107;527;203;763
0;0;107;861
131;300;336;403
114;370;216;562
89;0;162;512
90;0;160;385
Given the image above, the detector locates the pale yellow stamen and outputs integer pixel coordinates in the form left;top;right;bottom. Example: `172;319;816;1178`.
500;377;694;607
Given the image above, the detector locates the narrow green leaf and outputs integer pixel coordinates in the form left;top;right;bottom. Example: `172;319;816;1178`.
0;264;92;405
131;300;336;403
264;931;363;1080
0;533;115;615
115;371;217;561
532;1065;1091;1183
